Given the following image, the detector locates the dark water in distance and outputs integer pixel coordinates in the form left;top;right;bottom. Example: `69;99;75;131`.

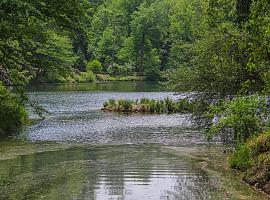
26;81;166;92
0;82;266;200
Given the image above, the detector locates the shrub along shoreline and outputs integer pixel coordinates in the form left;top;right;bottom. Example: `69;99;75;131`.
204;95;270;195
34;72;146;84
101;98;193;113
102;96;270;196
0;83;27;137
229;132;270;195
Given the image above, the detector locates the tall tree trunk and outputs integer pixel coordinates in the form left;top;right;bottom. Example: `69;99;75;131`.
111;17;117;70
139;34;145;73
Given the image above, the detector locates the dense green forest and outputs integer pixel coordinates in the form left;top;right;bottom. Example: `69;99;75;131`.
0;0;207;83
0;0;270;194
1;0;268;85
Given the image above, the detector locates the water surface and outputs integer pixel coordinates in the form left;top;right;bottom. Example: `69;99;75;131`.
0;82;267;200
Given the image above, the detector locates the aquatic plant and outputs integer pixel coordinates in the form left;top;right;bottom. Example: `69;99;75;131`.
108;98;116;107
140;98;151;104
102;98;117;109
103;101;109;108
164;97;175;113
102;97;194;114
117;99;133;110
149;100;157;113
176;99;193;112
155;100;161;113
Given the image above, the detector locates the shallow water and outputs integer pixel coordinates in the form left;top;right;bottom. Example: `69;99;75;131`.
0;82;267;200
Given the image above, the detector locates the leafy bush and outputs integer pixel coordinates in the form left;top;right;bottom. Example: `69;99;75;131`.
105;76;144;81
230;131;270;194
87;59;103;74
107;63;134;76
0;83;27;136
207;95;268;144
247;131;270;157
229;144;252;170
74;71;96;82
230;131;270;171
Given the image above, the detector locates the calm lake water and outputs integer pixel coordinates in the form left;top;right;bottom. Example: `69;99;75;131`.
0;82;267;200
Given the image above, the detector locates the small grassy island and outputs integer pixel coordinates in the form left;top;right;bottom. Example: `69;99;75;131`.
102;98;193;113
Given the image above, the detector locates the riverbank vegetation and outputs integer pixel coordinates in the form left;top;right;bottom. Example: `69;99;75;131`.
102;98;193;113
166;0;270;194
229;131;270;194
1;0;93;135
0;83;27;137
96;74;145;82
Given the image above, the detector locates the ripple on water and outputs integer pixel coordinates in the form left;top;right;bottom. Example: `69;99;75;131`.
0;145;225;200
25;91;204;145
1;83;267;200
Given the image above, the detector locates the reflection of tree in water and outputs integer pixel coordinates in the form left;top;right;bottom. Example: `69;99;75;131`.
79;145;154;199
80;145;221;200
0;145;223;200
0;148;88;200
28;81;161;92
160;157;222;200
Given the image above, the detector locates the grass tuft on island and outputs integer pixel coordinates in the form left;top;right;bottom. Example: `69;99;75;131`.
101;98;193;113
